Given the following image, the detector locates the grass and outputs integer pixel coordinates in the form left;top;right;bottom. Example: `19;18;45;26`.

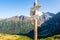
0;33;60;40
40;35;60;40
0;33;32;40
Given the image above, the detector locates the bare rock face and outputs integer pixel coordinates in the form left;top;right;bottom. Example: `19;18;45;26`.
38;12;55;26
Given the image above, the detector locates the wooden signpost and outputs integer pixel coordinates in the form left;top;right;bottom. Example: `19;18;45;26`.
33;0;41;40
30;0;41;40
33;0;37;40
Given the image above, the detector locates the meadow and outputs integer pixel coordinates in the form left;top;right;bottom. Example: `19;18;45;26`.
0;33;60;40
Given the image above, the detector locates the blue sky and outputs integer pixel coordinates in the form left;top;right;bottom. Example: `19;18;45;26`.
0;0;60;18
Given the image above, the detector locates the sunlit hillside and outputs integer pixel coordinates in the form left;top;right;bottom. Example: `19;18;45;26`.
0;33;32;40
0;33;60;40
40;35;60;40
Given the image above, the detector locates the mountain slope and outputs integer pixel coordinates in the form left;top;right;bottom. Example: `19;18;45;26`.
0;12;55;39
38;12;55;26
27;12;60;38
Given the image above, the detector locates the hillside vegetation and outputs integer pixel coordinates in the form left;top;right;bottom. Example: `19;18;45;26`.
0;20;33;34
0;33;60;40
0;33;32;40
40;35;60;40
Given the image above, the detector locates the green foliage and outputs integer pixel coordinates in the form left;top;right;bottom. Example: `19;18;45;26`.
0;33;32;40
40;35;60;40
17;36;33;40
0;20;33;34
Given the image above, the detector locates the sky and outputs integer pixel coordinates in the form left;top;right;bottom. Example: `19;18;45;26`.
0;0;60;18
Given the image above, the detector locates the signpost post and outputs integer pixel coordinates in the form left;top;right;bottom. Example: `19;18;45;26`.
30;0;41;40
33;0;41;40
33;0;37;40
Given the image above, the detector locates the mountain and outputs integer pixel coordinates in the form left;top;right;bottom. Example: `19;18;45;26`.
38;12;55;26
19;12;55;26
0;16;34;34
0;12;55;39
19;15;25;20
0;18;4;21
0;16;20;22
27;12;60;38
